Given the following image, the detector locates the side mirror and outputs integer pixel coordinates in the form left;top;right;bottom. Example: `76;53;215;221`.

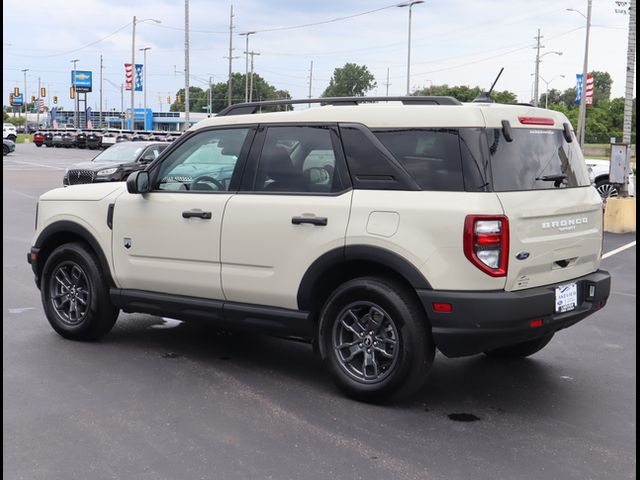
126;171;150;194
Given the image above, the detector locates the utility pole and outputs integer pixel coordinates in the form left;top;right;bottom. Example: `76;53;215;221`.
36;77;41;126
307;60;313;107
130;16;137;129
99;54;103;128
209;75;213;115
184;0;190;130
21;68;28;124
533;29;543;107
240;31;256;102
573;0;593;147
248;50;260;102
384;68;391;96
227;5;235;107
620;0;636;196
140;47;151;128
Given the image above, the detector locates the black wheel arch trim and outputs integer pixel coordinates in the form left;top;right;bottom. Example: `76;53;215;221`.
297;245;432;311
32;221;114;289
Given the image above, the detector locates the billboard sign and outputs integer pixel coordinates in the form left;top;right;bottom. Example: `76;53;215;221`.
71;70;92;92
12;93;24;106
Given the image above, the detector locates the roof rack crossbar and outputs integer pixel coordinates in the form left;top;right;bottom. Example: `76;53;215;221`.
217;96;462;116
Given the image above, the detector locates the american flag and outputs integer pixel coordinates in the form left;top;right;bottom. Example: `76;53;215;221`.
125;63;133;91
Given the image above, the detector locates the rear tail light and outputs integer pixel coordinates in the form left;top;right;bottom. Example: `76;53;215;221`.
464;215;509;277
518;116;555;126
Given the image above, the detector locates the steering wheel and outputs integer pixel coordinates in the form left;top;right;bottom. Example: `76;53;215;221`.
190;175;225;191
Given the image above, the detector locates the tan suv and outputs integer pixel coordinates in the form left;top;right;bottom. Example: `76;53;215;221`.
28;96;611;402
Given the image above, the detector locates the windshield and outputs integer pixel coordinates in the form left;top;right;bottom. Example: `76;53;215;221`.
488;128;591;191
93;143;145;162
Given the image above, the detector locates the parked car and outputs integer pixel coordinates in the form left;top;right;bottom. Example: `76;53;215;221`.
3;123;17;142
61;130;77;148
33;131;45;147
3;138;16;155
586;158;636;199
63;141;169;186
86;131;102;149
28;96;611;403
52;131;64;147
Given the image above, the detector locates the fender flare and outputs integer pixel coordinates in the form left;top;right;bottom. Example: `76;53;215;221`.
297;244;431;311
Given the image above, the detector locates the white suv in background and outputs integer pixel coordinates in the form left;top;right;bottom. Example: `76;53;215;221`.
28;96;611;403
3;123;17;142
586;158;636;199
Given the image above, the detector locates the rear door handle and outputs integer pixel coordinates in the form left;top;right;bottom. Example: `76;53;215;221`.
182;209;212;220
291;216;327;226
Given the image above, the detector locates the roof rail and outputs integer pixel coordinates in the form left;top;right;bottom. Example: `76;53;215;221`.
216;95;462;116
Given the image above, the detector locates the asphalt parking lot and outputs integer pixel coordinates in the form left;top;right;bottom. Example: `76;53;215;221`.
3;143;636;480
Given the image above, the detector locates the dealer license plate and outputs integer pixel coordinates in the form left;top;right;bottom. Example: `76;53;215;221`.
555;283;578;313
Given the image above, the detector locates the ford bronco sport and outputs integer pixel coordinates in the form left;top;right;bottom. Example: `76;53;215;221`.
28;96;611;402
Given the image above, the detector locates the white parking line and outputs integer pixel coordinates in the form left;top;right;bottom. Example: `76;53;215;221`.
3;160;66;170
602;241;636;259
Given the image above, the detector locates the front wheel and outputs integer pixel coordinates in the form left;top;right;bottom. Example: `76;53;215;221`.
40;242;118;340
318;277;434;403
484;333;554;359
3;144;9;155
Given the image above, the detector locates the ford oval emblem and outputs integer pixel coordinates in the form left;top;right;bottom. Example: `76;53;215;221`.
515;251;530;261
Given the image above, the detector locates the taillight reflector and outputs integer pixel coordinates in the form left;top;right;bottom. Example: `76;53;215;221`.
432;303;453;313
518;116;555;126
463;215;509;277
529;319;544;328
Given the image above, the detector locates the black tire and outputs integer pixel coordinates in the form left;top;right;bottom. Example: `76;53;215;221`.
7;134;16;142
484;333;554;359
318;277;435;403
3;144;8;156
35;143;43;147
40;242;118;340
595;178;619;200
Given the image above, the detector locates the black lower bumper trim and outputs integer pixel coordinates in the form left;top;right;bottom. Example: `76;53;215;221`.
417;270;611;358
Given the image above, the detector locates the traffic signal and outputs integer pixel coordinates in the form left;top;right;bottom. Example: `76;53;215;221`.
53;96;58;104
167;96;171;104
177;94;182;104
14;87;20;96
9;93;14;104
70;87;75;99
31;95;36;102
41;87;46;97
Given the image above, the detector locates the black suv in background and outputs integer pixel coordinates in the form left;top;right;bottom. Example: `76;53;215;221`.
63;141;168;185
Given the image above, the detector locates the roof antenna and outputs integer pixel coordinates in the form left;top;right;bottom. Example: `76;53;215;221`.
473;67;504;103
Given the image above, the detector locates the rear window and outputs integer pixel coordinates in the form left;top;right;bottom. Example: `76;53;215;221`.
488;128;590;191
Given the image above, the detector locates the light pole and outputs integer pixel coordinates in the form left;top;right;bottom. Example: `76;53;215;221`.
239;31;256;102
21;68;28;124
534;50;562;107
539;74;565;109
567;2;592;147
70;59;79;127
130;17;161;130
397;0;424;95
139;47;151;129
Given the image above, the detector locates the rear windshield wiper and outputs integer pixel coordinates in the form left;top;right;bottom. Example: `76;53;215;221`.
536;174;567;182
536;174;567;187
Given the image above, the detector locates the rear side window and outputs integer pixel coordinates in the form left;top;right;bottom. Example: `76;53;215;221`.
488;128;591;191
374;129;465;191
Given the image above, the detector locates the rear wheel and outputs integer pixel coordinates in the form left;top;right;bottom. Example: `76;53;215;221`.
318;277;434;403
484;333;554;358
41;242;118;340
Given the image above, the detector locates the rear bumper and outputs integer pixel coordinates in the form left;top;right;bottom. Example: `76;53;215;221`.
417;270;611;357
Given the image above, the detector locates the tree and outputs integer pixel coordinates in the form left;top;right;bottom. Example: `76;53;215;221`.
171;73;291;114
413;84;517;103
322;63;376;97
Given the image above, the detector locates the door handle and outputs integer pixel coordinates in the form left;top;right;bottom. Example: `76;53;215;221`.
291;216;328;226
182;209;212;219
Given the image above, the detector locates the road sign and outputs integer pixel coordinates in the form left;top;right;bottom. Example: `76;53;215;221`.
71;70;93;93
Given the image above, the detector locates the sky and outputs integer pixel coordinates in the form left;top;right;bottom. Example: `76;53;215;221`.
2;0;635;114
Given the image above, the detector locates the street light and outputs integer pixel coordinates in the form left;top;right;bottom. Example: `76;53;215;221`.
130;17;161;130
397;1;424;95
539;74;565;109
534;50;562;107
139;47;151;129
239;31;256;102
567;1;592;147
